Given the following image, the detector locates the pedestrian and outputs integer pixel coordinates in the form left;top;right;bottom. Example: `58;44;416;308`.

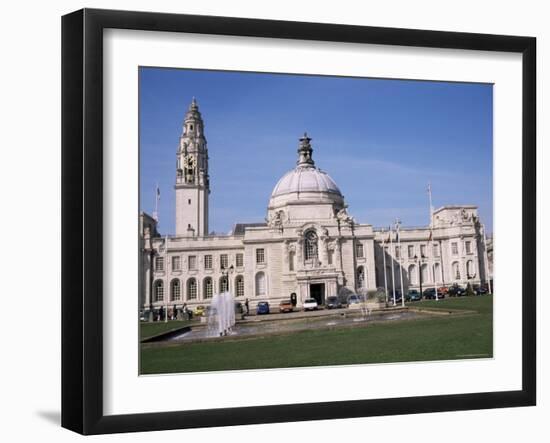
183;303;191;321
245;298;250;315
172;304;177;320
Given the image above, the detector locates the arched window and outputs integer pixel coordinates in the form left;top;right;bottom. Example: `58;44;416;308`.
304;230;318;261
255;272;266;296
154;280;164;302
357;266;365;289
219;276;229;293
187;278;197;300
433;263;441;283
408;264;417;285
466;260;475;279
421;263;429;283
203;277;213;299
235;275;244;298
452;262;461;281
170;279;181;301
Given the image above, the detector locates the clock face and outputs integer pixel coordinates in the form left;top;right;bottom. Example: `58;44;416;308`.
183;155;196;168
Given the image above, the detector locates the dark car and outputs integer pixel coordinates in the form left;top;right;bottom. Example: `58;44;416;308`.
326;295;342;309
448;284;465;297
388;290;402;304
423;288;445;299
406;289;422;302
473;284;489;296
256;301;270;315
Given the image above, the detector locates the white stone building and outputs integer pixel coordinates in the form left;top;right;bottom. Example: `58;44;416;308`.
139;99;491;312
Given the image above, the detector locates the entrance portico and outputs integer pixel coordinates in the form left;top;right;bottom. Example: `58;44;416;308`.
296;273;339;306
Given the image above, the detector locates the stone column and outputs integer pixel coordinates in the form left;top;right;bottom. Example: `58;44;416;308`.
296;239;304;270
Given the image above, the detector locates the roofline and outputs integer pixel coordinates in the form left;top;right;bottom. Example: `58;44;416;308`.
433;205;478;213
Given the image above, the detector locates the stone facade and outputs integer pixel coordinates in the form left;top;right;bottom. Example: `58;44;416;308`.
140;99;490;312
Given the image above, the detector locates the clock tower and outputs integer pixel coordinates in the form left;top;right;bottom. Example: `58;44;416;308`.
175;98;210;237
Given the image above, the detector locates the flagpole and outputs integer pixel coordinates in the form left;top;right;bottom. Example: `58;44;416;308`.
382;230;388;304
431;231;438;302
427;183;438;301
164;234;169;322
389;225;396;306
396;219;405;307
154;183;160;222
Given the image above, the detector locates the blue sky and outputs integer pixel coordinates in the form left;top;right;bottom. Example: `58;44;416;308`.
140;68;493;235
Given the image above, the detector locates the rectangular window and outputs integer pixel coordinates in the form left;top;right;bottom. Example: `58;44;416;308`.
433;243;440;257
451;242;458;255
395;246;400;259
466;241;472;254
236;253;244;268
171;256;181;271
355;242;364;258
256;248;265;264
327;249;333;266
204;254;212;269
408;245;414;258
289;251;295;271
420;244;426;257
188;255;196;270
220;254;228;269
155;257;164;272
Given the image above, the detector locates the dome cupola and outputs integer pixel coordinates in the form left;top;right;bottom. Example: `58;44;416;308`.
267;134;345;223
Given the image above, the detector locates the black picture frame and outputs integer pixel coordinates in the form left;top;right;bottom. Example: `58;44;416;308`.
61;8;536;435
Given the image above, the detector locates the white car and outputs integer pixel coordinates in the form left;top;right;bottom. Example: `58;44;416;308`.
303;298;319;311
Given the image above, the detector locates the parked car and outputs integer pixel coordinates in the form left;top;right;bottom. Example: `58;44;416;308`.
326;295;342;309
279;300;293;313
256;301;270;315
347;294;362;305
473;284;489;296
448;284;465;297
438;286;449;295
388;290;402;304
193;305;206;316
303;298;319;311
406;289;422;302
423;288;445;299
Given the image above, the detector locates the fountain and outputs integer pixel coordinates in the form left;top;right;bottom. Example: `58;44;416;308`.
206;291;236;337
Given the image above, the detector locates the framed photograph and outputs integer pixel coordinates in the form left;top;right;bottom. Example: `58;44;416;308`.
62;8;536;435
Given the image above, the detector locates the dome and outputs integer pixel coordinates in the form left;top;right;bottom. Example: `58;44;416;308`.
271;165;342;198
268;134;345;214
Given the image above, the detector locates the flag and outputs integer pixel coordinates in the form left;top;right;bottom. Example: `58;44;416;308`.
156;184;161;200
428;228;433;242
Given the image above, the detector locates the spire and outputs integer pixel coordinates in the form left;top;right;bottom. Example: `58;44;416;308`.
182;97;204;137
297;132;315;166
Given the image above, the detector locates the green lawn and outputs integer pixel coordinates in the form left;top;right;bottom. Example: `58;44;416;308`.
140;296;492;374
140;320;192;341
